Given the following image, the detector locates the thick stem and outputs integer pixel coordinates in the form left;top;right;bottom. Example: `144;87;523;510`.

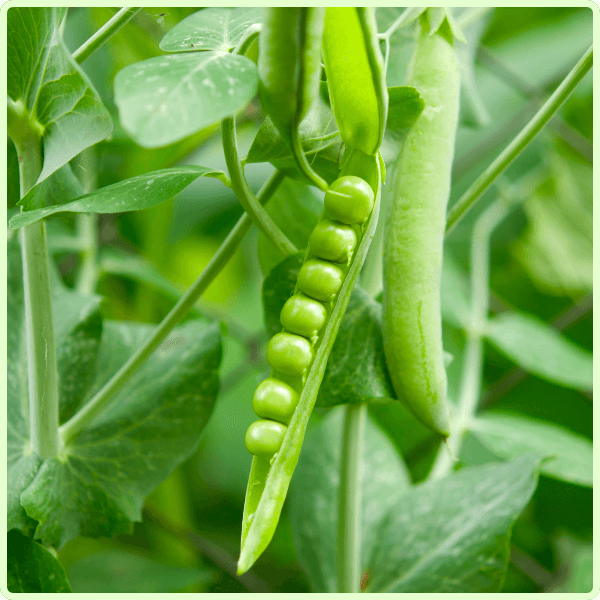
72;7;142;64
445;45;592;235
60;171;285;445
16;131;60;458
337;402;366;593
222;116;296;257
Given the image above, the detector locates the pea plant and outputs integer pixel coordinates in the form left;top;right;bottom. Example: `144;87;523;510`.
6;6;593;594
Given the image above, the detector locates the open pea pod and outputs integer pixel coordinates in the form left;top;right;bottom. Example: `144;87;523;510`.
322;7;388;156
238;149;382;574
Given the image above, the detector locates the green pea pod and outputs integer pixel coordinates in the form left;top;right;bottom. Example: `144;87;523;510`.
238;149;382;575
258;8;328;190
322;7;388;156
382;12;460;438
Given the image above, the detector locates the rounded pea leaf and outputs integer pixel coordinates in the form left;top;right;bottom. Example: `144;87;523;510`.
160;7;262;53
386;86;425;135
114;52;258;147
9;166;227;229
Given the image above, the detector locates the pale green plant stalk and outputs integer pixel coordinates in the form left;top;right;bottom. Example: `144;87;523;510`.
15;130;60;459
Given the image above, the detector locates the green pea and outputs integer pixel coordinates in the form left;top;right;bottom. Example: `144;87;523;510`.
309;219;358;263
245;419;287;456
266;332;313;375
297;259;344;302
280;293;327;338
324;176;375;224
252;378;299;424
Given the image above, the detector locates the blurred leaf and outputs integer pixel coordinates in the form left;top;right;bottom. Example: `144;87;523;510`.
548;533;593;593
486;311;592;391
67;549;213;593
160;7;262;53
289;407;411;592
456;9;493;127
114;52;258;147
10;166;227;229
257;178;323;275
15;318;221;549
386;86;425;135
8;7;112;185
7;530;71;593
470;413;592;487
512;152;592;297
367;455;542;592
245;98;342;185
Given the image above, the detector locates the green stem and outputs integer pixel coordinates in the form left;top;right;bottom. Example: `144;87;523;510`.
75;148;99;294
72;7;142;64
222;116;296;256
59;171;285;446
290;127;328;192
430;199;510;479
16;131;60;459
445;44;593;235
337;402;366;593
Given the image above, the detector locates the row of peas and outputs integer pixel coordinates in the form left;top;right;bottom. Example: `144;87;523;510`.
244;175;375;458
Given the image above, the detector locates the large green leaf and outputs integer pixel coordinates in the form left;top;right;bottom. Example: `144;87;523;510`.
160;7;262;53
470;412;592;487
67;550;214;593
9;166;227;229
7;7;112;186
288;407;411;592
18;319;221;549
7;530;71;593
261;254;395;406
114;52;258;147
367;456;542;592
257;178;323;275
485;311;592;391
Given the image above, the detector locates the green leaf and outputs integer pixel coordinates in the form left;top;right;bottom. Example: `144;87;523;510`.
288;407;411;592
385;86;425;135
114;52;258;147
10;166;227;229
160;7;262;53
470;412;592;487
7;139;20;209
367;456;542;592
257;178;323;275
17;163;84;212
7;530;71;593
245;98;342;185
19;319;221;549
8;7;112;185
486;311;592;391
512;152;592;297
67;550;214;593
261;254;395;406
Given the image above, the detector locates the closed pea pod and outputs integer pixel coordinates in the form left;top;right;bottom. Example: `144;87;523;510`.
258;8;328;190
382;11;459;438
